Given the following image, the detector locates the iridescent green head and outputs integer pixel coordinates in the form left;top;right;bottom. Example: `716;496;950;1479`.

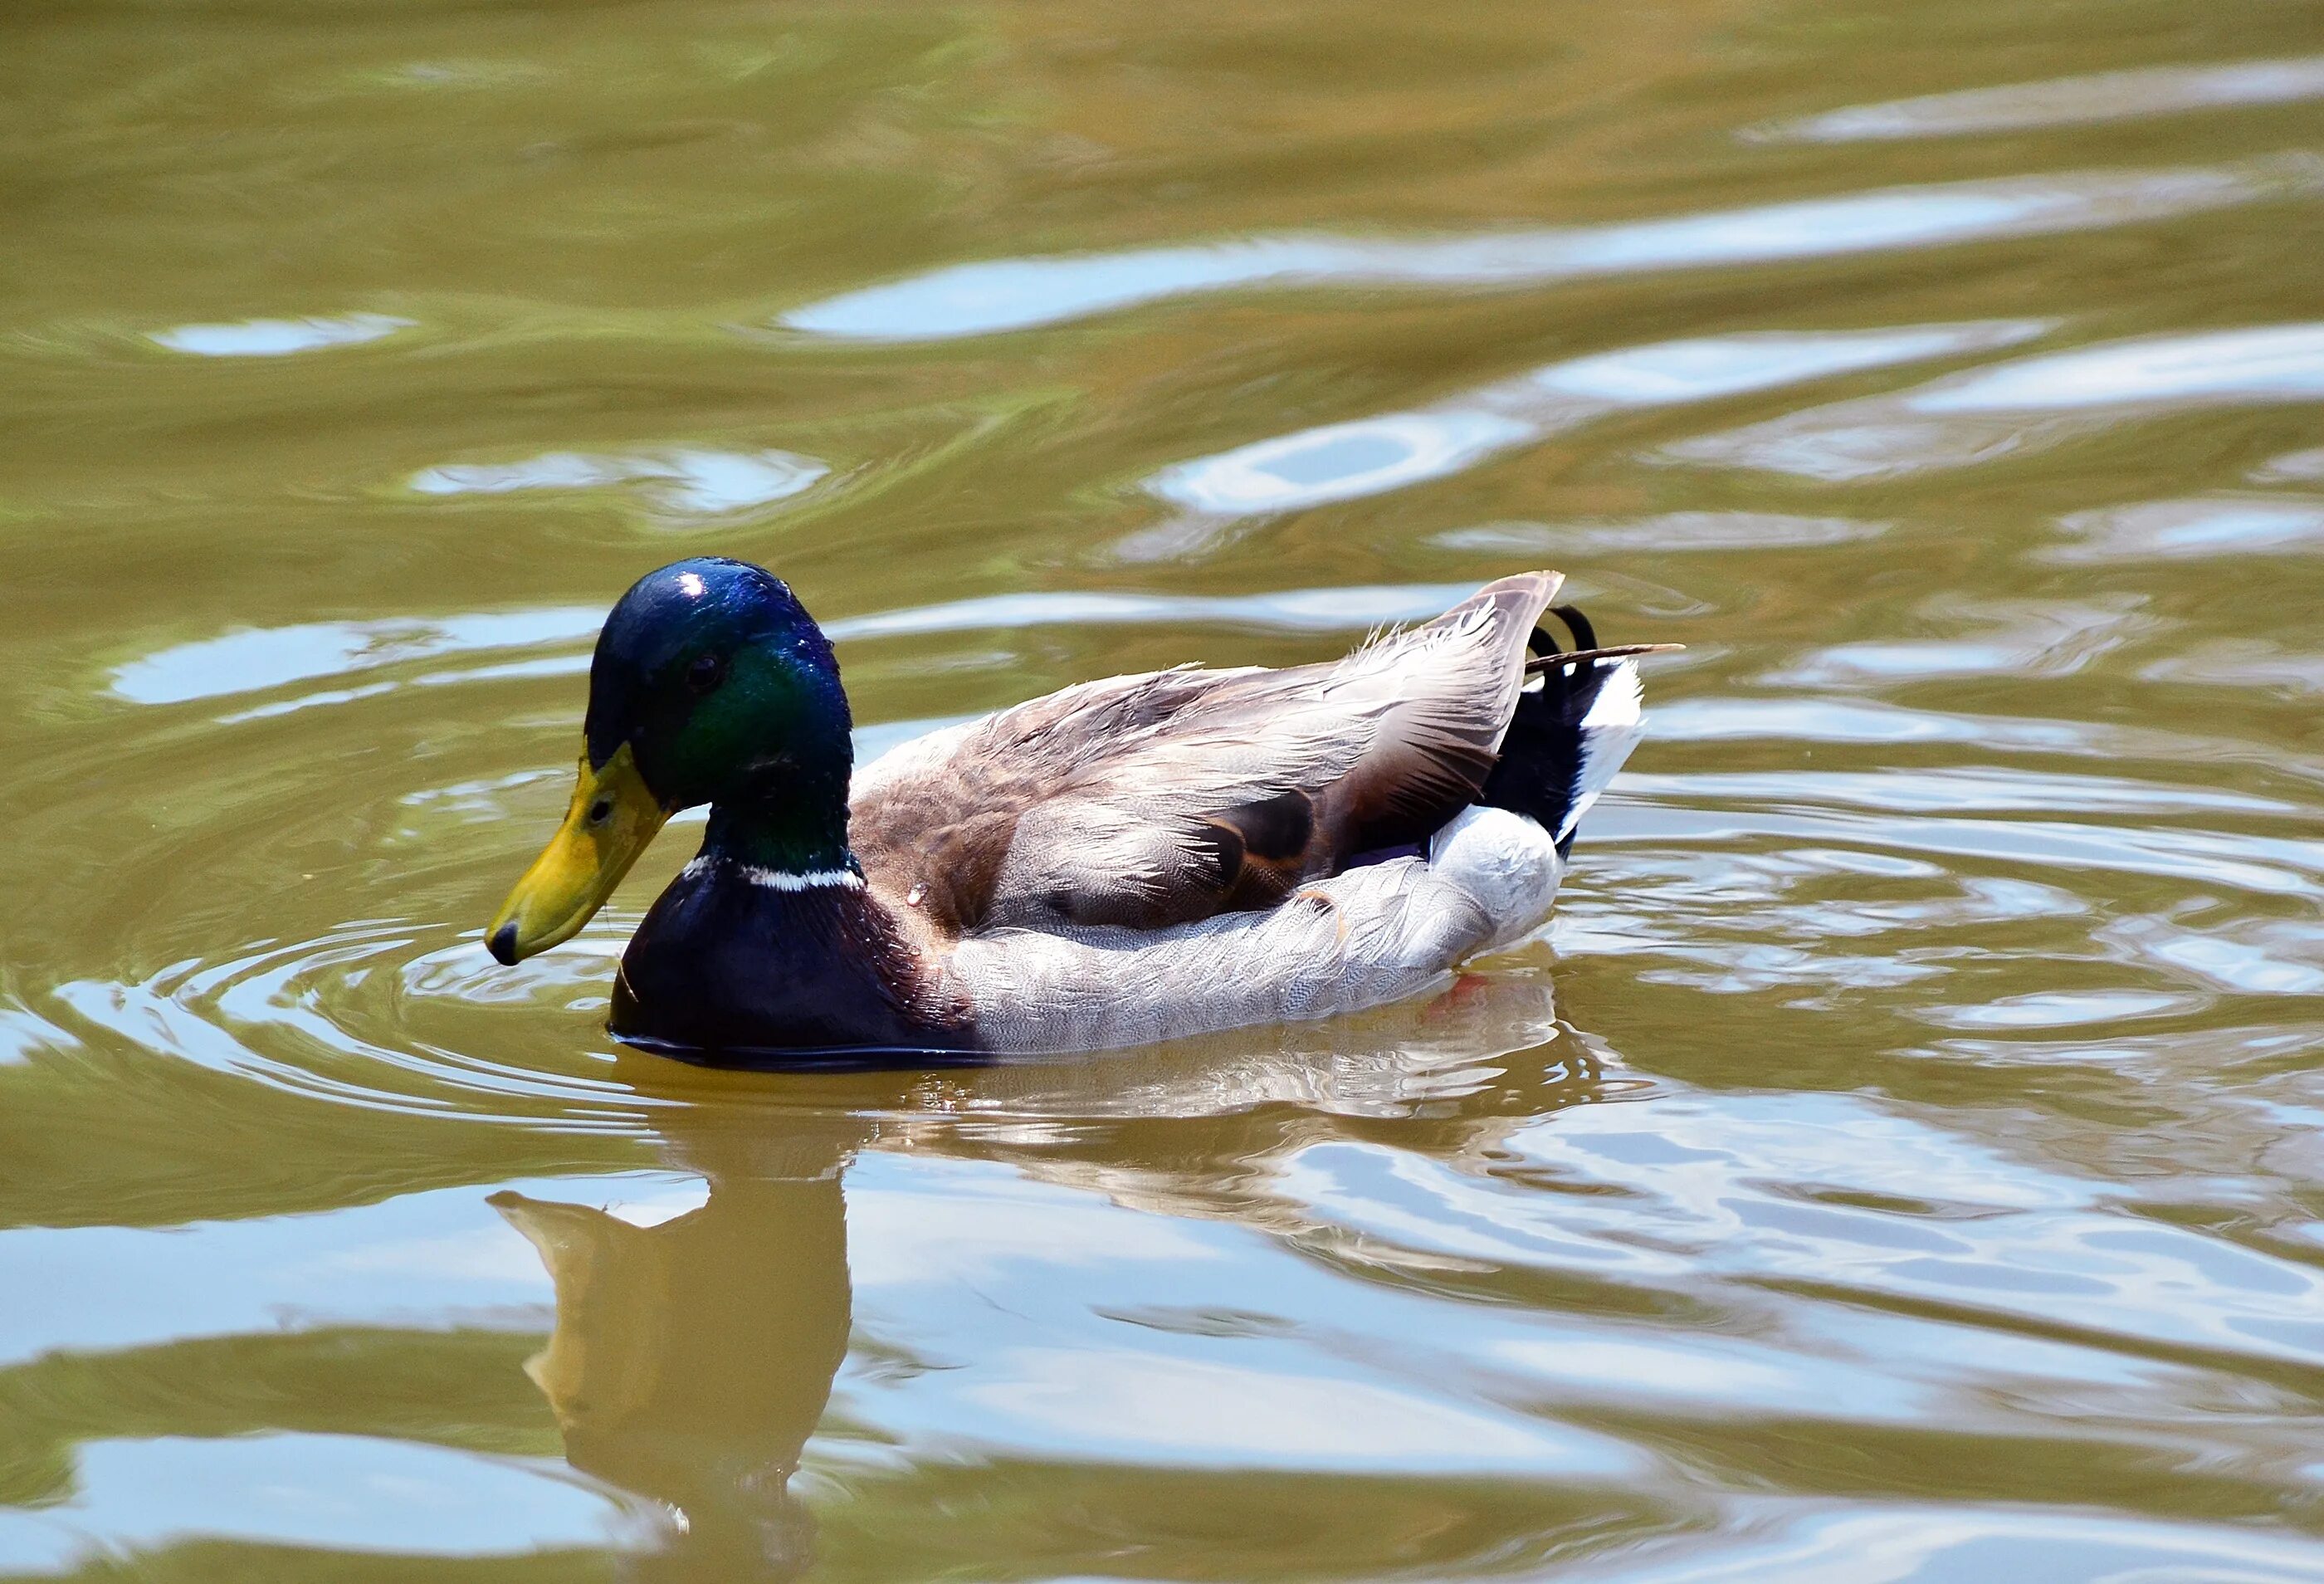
584;557;852;811
486;558;853;964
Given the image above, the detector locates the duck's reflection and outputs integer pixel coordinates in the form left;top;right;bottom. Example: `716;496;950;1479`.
495;973;1620;1581
492;1118;862;1582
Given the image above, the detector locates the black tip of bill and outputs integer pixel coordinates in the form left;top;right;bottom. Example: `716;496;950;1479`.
487;922;520;966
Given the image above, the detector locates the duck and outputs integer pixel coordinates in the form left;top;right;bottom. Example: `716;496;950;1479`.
485;557;1674;1059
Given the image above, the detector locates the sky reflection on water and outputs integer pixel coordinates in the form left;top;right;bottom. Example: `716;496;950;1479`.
12;0;2324;1577
1667;323;2324;479
1752;54;2324;142
783;165;2291;340
1139;321;2044;527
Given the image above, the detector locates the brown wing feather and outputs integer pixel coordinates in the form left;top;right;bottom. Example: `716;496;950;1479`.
849;573;1562;937
849;666;1256;932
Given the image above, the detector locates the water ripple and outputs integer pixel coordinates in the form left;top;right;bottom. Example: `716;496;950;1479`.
1618;766;2299;817
2045;494;2324;561
1433;512;1888;555
110;609;602;707
110;584;1492;715
1667;323;2324;481
1765;596;2158;686
0;1433;628;1569
1132;321;2042;534
147;313;415;358
1606;803;2324;897
31;878;1584;1131
1753;54;2324;142
408;447;828;520
51;922;647;1127
1294;1092;2324;1367
1574;1505;2324;1583
780;163;2297;340
2253;445;2324;483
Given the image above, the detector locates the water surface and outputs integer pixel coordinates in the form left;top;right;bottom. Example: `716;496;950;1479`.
5;0;2324;1577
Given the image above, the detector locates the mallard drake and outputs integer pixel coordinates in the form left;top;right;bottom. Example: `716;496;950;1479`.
486;559;1672;1058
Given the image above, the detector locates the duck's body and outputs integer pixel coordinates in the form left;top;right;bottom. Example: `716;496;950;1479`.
488;560;1666;1060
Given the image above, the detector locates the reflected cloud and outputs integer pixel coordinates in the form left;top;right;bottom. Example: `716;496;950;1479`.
850;1171;1220;1288
950;1346;1636;1474
1150;409;1536;517
2143;638;2324;695
1573;1503;2324;1584
1753;54;2324;142
1599;795;2324;897
1913;325;2324;411
148;313;414;357
1912;989;2200;1029
781;163;2296;340
1134;321;2044;534
1488;1332;1928;1416
0;999;77;1066
410;447;828;519
2101;913;2324;995
1766;597;2157;686
1434;512;1887;555
2251;444;2324;483
2043;494;2324;561
110;608;602;706
0;1171;579;1368
1618;765;2296;818
1666;323;2324;480
115;584;1493;713
0;1432;623;1571
823;581;1483;641
1298;1088;2324;1366
1650;696;2116;752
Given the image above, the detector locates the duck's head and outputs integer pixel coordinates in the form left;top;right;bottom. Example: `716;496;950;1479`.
486;557;852;964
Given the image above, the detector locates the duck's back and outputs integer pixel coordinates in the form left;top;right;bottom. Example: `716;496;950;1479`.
849;571;1565;939
832;569;1659;1054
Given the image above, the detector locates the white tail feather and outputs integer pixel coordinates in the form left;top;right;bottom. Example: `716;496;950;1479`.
1556;658;1644;843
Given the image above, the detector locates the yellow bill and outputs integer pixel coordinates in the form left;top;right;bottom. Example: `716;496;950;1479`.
487;744;668;963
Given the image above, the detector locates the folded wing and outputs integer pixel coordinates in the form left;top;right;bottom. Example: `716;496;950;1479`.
849;572;1561;936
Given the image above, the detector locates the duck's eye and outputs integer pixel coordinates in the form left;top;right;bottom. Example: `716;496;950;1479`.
685;653;726;696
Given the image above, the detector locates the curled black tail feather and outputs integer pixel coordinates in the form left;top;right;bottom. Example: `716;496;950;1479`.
1482;609;1660;857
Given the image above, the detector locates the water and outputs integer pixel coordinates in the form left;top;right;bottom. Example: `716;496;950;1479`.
4;0;2324;1576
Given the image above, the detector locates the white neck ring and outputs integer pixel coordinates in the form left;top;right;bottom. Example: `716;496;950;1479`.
682;855;865;892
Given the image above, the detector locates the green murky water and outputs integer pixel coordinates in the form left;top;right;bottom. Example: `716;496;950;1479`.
6;0;2324;1577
